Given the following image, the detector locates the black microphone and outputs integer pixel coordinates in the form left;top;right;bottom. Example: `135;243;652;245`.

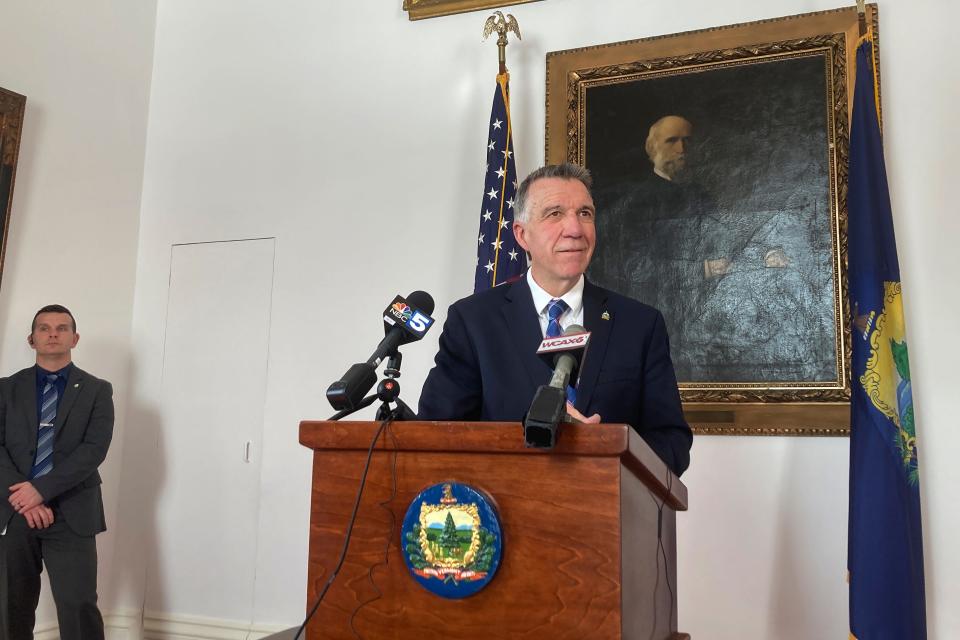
326;291;435;411
523;324;591;449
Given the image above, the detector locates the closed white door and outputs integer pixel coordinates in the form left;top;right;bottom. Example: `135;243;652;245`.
145;238;275;623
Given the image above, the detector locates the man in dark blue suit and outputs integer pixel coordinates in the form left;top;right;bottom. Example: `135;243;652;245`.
419;163;692;476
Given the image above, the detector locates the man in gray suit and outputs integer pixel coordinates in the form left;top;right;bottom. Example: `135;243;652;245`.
0;304;114;640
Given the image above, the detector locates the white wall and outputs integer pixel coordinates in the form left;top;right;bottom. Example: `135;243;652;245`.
883;1;960;637
115;0;958;637
0;0;157;630
2;0;957;637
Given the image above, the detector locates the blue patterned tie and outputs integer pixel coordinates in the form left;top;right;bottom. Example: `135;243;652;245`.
545;298;568;338
30;374;58;479
545;299;577;404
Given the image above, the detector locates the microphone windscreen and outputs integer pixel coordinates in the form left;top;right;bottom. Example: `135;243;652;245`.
406;290;435;315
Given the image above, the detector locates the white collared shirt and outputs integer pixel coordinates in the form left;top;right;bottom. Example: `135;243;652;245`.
526;270;585;337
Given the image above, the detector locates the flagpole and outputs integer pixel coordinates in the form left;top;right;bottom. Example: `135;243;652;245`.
475;12;526;292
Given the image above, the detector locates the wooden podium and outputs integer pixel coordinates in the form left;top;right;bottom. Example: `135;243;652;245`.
299;420;688;639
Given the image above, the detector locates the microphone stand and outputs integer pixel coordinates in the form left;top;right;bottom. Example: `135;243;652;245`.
299;357;414;640
327;352;416;422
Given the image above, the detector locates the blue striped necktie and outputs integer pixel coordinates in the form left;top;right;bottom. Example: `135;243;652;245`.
30;373;59;479
545;298;568;338
545;299;577;404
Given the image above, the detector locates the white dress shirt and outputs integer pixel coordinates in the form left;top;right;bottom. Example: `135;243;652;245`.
526;270;585;337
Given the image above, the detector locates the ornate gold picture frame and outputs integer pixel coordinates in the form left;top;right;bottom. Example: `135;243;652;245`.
0;86;26;292
403;0;542;21
546;6;881;435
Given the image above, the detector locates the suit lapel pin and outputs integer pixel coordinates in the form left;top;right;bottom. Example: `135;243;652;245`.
601;311;610;321
74;383;80;388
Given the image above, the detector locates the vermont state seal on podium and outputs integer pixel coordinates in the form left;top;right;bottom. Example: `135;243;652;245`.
401;483;502;599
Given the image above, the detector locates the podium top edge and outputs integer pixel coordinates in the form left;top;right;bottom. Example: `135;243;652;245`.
298;420;687;510
298;420;628;455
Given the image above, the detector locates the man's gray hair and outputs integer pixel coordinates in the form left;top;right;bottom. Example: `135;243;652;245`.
514;163;593;224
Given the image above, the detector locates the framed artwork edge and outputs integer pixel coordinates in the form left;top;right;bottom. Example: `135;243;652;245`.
686;403;850;436
545;5;882;436
545;4;880;161
0;86;27;294
403;0;543;20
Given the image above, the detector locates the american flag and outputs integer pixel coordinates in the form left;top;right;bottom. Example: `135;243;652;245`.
474;72;526;292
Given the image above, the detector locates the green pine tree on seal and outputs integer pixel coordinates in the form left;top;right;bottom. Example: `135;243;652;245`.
438;512;462;559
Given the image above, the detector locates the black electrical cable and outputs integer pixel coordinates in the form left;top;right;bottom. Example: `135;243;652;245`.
348;424;400;638
648;471;676;640
649;508;662;640
661;473;676;612
293;415;392;640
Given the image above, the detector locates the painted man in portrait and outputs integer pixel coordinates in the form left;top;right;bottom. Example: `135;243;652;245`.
589;114;829;382
590;115;721;380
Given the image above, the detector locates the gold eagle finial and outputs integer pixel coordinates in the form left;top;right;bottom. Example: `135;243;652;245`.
482;11;521;42
482;11;521;74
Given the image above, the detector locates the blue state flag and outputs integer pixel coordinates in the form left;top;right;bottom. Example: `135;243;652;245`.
474;72;526;292
847;35;927;640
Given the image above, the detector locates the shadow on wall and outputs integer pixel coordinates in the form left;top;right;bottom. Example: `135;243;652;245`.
0;303;37;373
100;358;166;628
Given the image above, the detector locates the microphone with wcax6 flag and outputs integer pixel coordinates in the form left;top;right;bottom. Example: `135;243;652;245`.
325;291;435;411
523;324;591;449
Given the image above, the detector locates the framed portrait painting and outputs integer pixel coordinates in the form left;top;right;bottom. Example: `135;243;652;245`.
403;0;542;20
546;6;881;434
0;87;26;292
